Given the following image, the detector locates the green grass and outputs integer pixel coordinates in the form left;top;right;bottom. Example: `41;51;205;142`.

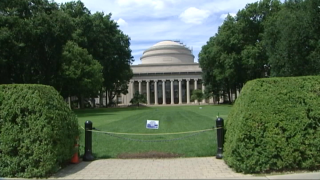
74;105;232;159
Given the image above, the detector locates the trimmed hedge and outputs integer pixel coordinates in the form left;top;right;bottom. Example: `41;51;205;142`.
0;84;80;178
224;76;320;173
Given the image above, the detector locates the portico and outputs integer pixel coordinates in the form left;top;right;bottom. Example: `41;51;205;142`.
129;78;204;105
118;40;211;106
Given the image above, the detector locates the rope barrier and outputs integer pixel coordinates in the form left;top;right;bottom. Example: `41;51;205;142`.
103;130;210;142
80;126;219;136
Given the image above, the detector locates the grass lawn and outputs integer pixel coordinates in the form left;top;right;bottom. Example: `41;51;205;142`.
74;105;232;159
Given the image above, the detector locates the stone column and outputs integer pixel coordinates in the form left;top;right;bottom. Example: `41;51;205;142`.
162;79;166;105
130;80;134;102
194;79;198;89
194;79;198;104
138;80;142;93
178;79;182;104
186;79;190;104
202;83;205;103
170;79;174;105
146;80;150;105
154;80;158;105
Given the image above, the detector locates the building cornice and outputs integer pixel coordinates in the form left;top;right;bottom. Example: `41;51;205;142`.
143;45;192;54
141;52;195;60
131;63;200;67
133;71;202;76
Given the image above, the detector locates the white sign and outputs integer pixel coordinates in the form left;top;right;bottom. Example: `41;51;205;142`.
146;120;159;129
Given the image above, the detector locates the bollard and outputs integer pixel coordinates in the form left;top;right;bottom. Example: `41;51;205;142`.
216;117;224;159
83;121;94;161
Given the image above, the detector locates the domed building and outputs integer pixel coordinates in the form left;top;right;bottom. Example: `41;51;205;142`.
119;40;211;105
140;40;195;64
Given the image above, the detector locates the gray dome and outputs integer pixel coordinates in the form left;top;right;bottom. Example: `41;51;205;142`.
140;40;195;64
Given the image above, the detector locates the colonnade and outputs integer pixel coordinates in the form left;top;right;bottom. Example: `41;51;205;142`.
129;78;205;105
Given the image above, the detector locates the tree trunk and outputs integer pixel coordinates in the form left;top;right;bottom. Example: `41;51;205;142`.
222;90;226;103
228;89;232;104
79;94;84;109
99;90;103;108
68;96;71;109
91;98;96;108
108;92;116;107
105;91;108;108
234;86;238;101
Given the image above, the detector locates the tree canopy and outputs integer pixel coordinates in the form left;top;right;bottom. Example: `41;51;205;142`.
0;0;133;108
190;89;204;105
199;0;320;103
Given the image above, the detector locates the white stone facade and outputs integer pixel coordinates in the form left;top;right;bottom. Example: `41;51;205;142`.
117;40;214;106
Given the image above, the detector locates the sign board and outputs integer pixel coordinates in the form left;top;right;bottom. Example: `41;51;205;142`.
146;120;159;129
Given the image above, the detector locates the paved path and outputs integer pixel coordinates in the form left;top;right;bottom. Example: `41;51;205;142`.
51;157;251;179
50;157;320;179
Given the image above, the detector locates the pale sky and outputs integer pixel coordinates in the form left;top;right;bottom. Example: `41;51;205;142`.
54;0;261;65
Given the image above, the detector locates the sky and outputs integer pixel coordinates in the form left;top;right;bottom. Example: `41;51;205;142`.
54;0;261;65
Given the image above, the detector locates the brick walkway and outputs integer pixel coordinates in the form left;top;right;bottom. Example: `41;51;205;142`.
51;157;255;179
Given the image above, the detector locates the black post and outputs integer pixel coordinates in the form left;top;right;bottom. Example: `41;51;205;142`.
83;121;94;161
216;117;224;159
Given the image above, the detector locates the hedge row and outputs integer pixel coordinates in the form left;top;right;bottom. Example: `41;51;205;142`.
0;84;80;178
224;76;320;173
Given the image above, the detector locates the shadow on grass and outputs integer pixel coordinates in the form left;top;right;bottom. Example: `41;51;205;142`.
76;113;116;118
91;151;184;160
74;106;152;117
93;153;112;159
116;151;184;159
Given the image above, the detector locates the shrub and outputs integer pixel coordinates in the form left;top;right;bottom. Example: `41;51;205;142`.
130;91;146;107
224;76;320;173
0;84;80;178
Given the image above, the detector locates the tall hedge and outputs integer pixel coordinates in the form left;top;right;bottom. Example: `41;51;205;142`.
0;84;80;178
224;76;320;173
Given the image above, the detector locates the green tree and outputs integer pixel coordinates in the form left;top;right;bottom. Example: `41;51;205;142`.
199;0;282;103
237;0;281;80
59;41;103;101
305;0;320;72
0;0;134;109
199;15;241;103
65;10;134;107
60;3;134;107
199;37;224;102
104;31;133;106
263;0;320;76
0;0;65;85
130;91;146;107
191;89;204;105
